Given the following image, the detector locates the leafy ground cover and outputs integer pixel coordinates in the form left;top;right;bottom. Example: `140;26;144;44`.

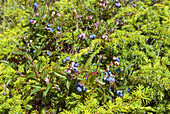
0;0;169;113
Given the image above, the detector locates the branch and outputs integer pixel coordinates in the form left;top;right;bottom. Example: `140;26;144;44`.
28;57;41;79
15;69;25;76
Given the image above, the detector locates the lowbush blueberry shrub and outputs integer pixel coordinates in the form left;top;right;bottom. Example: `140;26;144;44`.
0;0;169;113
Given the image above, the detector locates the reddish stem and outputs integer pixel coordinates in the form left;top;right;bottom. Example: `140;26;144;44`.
15;69;25;76
28;57;41;79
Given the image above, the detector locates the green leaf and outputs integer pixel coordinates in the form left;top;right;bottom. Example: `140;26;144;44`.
42;14;48;21
37;33;44;37
82;56;93;70
54;72;66;79
125;64;134;71
24;52;32;59
66;80;70;90
71;93;81;99
35;62;40;72
0;60;10;66
13;51;24;55
43;83;52;97
33;49;42;58
30;43;36;50
96;88;103;94
89;74;97;83
109;91;114;97
31;87;43;95
6;75;20;86
117;85;128;90
106;95;112;100
26;72;39;81
104;93;107;103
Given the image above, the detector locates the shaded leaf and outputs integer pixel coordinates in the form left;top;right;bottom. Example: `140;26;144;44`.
31;88;43;95
66;80;70;90
43;83;52;97
0;60;10;66
54;71;66;79
82;55;93;70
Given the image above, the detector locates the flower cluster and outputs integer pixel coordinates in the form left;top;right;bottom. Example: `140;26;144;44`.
102;35;108;41
104;71;115;84
77;32;86;40
76;83;87;92
89;34;96;39
113;56;120;66
62;56;70;64
116;90;123;97
29;19;36;24
46;23;54;32
34;3;39;11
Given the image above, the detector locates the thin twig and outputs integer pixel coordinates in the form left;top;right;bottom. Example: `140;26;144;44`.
28;57;41;79
157;43;162;57
15;69;25;76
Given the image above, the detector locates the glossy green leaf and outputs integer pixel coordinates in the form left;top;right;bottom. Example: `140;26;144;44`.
0;60;10;66
31;87;43;95
82;56;93;71
54;71;66;79
43;83;52;97
66;80;70;90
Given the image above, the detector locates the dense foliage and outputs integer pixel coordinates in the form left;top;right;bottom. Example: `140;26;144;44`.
0;0;169;113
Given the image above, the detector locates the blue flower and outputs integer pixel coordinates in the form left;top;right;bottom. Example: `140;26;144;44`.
89;35;94;39
99;55;102;59
109;87;112;91
115;3;119;7
72;67;78;72
57;26;61;31
116;90;123;97
77;87;82;92
25;49;29;53
115;2;121;8
74;62;79;67
104;72;108;77
76;83;79;87
65;56;70;61
93;34;96;38
108;71;112;75
116;68;121;74
127;12;131;15
62;59;66;64
127;88;130;92
34;3;38;10
111;78;115;83
33;50;36;53
120;93;123;97
77;49;80;53
46;28;51;31
83;86;87;91
116;57;120;62
106;77;112;82
88;9;91;12
29;19;33;24
47;28;54;32
47;51;50;56
85;76;88;80
34;3;38;7
49;28;54;32
47;23;51;28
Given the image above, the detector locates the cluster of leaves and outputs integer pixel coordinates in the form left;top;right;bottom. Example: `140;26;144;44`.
0;0;169;113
